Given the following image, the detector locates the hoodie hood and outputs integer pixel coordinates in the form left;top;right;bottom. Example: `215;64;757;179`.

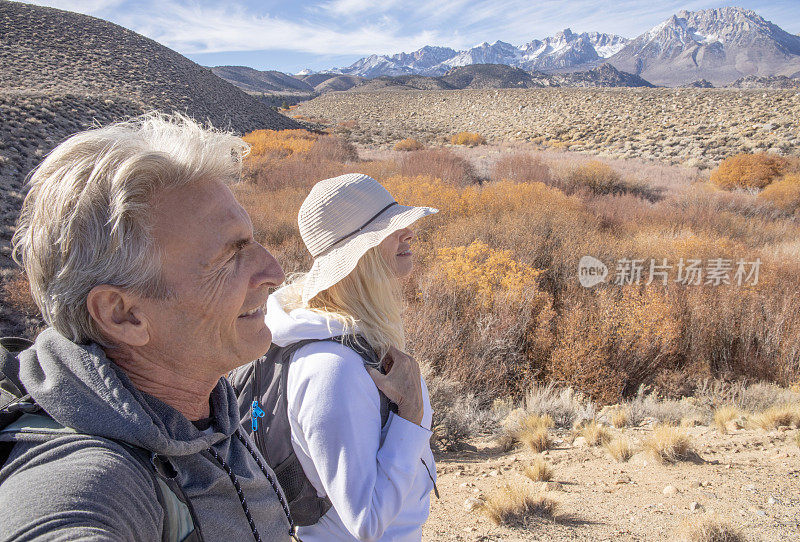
266;284;348;347
17;327;240;457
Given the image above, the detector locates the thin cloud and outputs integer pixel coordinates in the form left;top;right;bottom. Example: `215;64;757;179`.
120;2;449;55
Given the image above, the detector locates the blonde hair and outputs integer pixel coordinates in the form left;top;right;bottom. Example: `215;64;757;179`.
13;112;249;345
286;245;404;363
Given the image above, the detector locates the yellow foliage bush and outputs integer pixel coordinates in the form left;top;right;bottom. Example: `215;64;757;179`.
394;138;425;151
436;240;544;308
710;153;789;190
758;173;800;213
242;129;316;158
450;132;486;147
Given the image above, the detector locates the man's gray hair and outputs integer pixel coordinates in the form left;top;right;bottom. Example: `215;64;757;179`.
13;112;250;345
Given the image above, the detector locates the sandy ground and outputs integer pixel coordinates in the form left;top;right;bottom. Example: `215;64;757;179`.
422;424;799;541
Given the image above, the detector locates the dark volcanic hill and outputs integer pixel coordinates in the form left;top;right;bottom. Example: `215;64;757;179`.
0;1;300;337
0;1;300;131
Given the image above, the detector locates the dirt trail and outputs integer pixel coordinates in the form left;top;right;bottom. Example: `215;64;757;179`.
423;425;800;541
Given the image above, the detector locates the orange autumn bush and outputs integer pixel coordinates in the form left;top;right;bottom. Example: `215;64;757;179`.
394;138;425;151
450;132;486;147
710;153;793;190
758;173;800;214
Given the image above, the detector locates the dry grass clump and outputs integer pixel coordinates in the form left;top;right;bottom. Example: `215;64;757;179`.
523;456;553;481
603;437;634;462
795;431;800;448
677;516;746;542
491;152;552;184
758;173;800;214
513;414;554;453
610;408;629;428
450;132;486;147
479;482;558;527
394;138;424;151
710;152;793;190
713;406;744;434
748;403;800;430
574;419;612;446
643;425;694;464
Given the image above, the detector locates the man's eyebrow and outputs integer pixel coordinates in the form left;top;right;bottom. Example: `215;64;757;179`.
204;237;251;268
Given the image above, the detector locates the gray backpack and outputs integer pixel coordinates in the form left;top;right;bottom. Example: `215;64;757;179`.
228;335;396;526
0;337;201;542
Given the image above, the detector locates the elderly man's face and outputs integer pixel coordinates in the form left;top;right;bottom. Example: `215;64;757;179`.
143;178;284;377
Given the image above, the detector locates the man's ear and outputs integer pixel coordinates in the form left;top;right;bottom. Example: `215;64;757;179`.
86;285;150;347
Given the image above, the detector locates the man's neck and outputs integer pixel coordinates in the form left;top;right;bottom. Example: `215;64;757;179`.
109;349;219;421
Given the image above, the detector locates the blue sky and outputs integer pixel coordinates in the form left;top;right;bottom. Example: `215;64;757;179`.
21;1;800;73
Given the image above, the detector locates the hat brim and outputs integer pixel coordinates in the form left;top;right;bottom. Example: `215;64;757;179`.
301;203;438;304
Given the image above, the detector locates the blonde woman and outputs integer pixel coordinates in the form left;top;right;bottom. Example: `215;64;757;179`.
265;173;438;541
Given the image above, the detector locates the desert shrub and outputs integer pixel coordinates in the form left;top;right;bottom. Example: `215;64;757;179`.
524;457;553;482
243;129;316;159
748;403;800;430
604;438;633;462
436;241;544;309
677;516;746;542
394;138;424;152
643;425;694;463
397;148;477;186
424;369;499;450
491;153;552;184
406;236;555;398
758;173;800;213
574;419;612;446
450;132;486;147
242;132;357;190
306;134;358;163
479;482;558;527
560;160;652;199
525;385;595;428
713;406;744;434
710;153;793;190
548;287;682;404
511;414;553;453
625;387;705;426
524;383;596;429
610;408;629;428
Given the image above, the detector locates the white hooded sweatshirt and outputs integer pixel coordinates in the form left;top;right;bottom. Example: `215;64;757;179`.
265;286;437;542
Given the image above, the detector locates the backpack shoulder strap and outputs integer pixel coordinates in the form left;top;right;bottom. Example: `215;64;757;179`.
0;413;201;542
327;335;399;427
0;337;34;413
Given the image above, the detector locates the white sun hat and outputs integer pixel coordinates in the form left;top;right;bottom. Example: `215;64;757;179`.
298;173;438;304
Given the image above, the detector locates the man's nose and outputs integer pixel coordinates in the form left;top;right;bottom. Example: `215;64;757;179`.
251;242;285;288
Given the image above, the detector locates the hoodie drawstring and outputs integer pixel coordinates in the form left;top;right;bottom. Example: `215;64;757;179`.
206;430;301;542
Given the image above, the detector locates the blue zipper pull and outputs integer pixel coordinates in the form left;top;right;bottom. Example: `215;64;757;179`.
251;399;265;432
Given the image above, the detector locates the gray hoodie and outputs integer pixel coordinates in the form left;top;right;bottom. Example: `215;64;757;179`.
0;328;290;542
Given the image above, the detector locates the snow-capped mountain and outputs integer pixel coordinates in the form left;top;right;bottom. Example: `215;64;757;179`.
333;31;628;77
340;45;458;78
520;29;628;71
608;7;800;85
